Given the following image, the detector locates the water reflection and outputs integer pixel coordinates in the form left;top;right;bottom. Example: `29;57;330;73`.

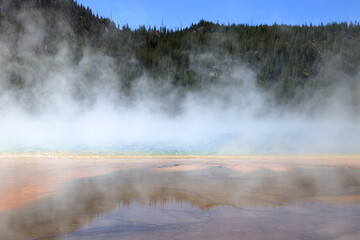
1;165;360;240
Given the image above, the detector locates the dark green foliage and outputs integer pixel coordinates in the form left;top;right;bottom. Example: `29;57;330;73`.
1;0;360;99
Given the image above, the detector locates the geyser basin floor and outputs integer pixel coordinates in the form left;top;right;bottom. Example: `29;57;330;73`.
0;156;360;240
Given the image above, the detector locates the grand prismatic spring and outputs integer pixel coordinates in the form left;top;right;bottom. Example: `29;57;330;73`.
1;1;360;239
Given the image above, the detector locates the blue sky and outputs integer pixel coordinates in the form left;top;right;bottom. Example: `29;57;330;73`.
77;0;360;29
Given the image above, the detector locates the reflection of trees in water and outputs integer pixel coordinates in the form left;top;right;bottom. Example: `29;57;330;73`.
1;166;360;240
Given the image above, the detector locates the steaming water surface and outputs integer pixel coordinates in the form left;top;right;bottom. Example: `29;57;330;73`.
1;5;360;240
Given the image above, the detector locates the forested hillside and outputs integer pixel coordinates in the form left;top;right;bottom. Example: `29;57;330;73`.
1;0;360;100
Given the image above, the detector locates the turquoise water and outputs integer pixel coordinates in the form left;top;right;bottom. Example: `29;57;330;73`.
0;142;218;156
0;134;238;156
1;132;359;156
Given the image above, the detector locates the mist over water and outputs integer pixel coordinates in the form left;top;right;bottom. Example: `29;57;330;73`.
0;12;359;155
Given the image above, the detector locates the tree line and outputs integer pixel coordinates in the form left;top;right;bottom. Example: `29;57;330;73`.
1;0;359;99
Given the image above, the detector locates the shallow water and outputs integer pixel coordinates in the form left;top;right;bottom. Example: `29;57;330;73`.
0;157;360;240
59;202;360;240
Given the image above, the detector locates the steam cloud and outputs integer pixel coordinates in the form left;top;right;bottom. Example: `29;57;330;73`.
0;9;359;155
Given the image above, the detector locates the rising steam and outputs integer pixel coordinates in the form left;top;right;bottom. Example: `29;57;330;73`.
0;9;359;155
